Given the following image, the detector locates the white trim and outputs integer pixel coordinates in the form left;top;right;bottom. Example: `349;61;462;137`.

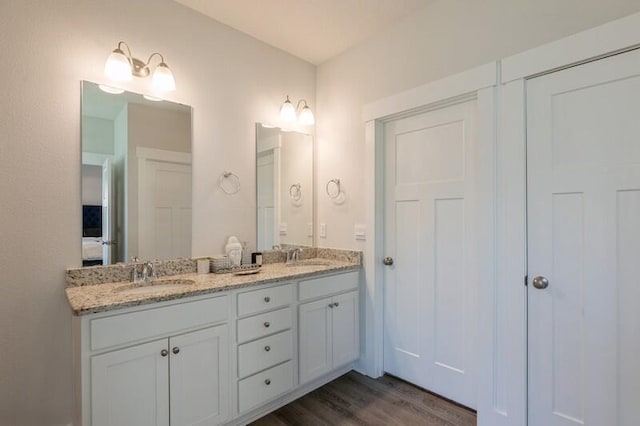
502;11;640;83
362;62;498;122
136;147;191;164
82;152;113;167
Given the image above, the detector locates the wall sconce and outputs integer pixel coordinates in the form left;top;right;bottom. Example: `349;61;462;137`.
279;95;315;125
103;41;176;93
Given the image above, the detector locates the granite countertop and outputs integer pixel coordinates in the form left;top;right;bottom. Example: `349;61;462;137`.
66;259;360;316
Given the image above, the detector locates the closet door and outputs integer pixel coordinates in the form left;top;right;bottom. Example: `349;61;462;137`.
527;48;640;426
383;99;478;409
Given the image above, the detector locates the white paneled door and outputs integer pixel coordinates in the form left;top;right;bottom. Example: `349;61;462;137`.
527;49;640;426
383;99;478;409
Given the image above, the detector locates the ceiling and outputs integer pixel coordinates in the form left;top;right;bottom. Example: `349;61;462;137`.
174;0;434;65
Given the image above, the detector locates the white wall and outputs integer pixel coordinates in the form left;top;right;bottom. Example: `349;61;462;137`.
315;0;640;250
0;1;315;424
82;116;114;155
81;165;102;205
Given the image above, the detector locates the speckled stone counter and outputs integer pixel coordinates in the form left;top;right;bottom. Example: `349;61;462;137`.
65;250;361;316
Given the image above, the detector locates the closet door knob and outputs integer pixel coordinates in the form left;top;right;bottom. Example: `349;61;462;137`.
264;321;270;328
264;296;271;303
334;302;339;307
265;379;271;385
264;346;271;352
532;276;549;289
172;347;180;355
160;349;168;357
383;257;394;266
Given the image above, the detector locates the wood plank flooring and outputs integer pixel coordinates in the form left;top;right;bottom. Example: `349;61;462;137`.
250;371;477;426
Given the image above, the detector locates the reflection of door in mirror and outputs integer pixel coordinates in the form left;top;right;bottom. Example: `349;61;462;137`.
256;124;313;251
81;81;192;265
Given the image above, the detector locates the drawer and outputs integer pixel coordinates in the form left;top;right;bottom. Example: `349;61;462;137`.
237;307;292;343
238;361;294;413
90;295;228;351
298;270;359;301
238;330;293;378
237;283;294;316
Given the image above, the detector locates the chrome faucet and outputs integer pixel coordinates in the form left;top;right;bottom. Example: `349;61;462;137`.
286;247;302;264
142;261;156;282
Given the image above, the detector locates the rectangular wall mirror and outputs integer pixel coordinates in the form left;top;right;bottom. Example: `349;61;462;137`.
256;123;314;251
81;81;192;266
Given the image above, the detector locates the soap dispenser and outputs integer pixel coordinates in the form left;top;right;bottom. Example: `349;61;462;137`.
225;236;242;267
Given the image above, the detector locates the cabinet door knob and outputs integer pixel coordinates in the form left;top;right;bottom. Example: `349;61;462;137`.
383;257;394;266
264;296;271;303
160;349;168;357
532;276;549;289
334;302;339;307
172;347;180;355
328;303;334;308
265;379;271;385
264;321;270;328
264;345;271;352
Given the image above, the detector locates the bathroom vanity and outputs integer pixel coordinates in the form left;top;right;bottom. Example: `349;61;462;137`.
67;252;361;426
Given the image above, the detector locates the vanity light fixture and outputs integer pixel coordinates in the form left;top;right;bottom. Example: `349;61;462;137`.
103;41;176;92
279;95;315;125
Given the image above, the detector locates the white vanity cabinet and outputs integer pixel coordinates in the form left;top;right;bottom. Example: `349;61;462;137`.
298;271;359;384
235;283;296;414
76;295;230;426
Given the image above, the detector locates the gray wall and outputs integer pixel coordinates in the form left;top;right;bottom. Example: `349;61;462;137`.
0;1;315;424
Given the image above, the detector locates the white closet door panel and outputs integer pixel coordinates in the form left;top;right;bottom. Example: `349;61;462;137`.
527;48;640;426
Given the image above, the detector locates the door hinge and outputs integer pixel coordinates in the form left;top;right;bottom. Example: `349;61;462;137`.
524;275;528;287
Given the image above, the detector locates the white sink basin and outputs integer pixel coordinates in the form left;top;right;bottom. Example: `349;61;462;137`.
115;279;195;295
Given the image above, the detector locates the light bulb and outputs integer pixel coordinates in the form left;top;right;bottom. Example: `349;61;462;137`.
152;63;176;92
279;96;297;123
298;105;315;125
104;48;132;81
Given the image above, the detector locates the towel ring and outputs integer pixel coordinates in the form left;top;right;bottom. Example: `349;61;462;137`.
289;183;302;201
326;179;343;199
218;172;240;195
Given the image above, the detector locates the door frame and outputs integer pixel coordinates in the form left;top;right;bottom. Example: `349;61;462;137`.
362;10;640;426
362;61;501;419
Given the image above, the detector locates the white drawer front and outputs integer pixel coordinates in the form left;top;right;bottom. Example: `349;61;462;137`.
237;283;294;317
237;307;292;343
298;270;359;301
91;296;228;351
238;330;293;378
238;361;294;413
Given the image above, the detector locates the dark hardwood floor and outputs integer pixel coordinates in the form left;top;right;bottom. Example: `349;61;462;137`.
250;371;477;426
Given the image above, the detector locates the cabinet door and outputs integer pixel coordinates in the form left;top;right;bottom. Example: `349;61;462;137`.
299;297;332;384
169;325;230;426
91;339;169;426
331;291;359;367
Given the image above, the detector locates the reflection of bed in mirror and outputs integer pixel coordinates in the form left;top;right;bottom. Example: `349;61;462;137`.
82;205;103;266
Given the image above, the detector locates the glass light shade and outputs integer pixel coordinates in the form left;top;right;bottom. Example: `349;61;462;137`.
298;105;315;125
98;84;124;94
104;49;132;81
143;94;163;102
279;97;297;123
152;63;176;92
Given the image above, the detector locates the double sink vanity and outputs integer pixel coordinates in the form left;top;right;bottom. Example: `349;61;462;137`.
74;81;356;425
66;249;361;426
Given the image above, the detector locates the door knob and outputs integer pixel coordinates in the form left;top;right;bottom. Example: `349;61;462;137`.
160;349;168;357
172;347;180;355
532;276;549;289
383;257;394;266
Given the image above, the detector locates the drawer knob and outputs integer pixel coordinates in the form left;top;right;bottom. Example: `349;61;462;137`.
160;349;168;357
265;379;271;385
264;296;271;303
172;347;180;355
265;345;271;352
264;321;270;328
